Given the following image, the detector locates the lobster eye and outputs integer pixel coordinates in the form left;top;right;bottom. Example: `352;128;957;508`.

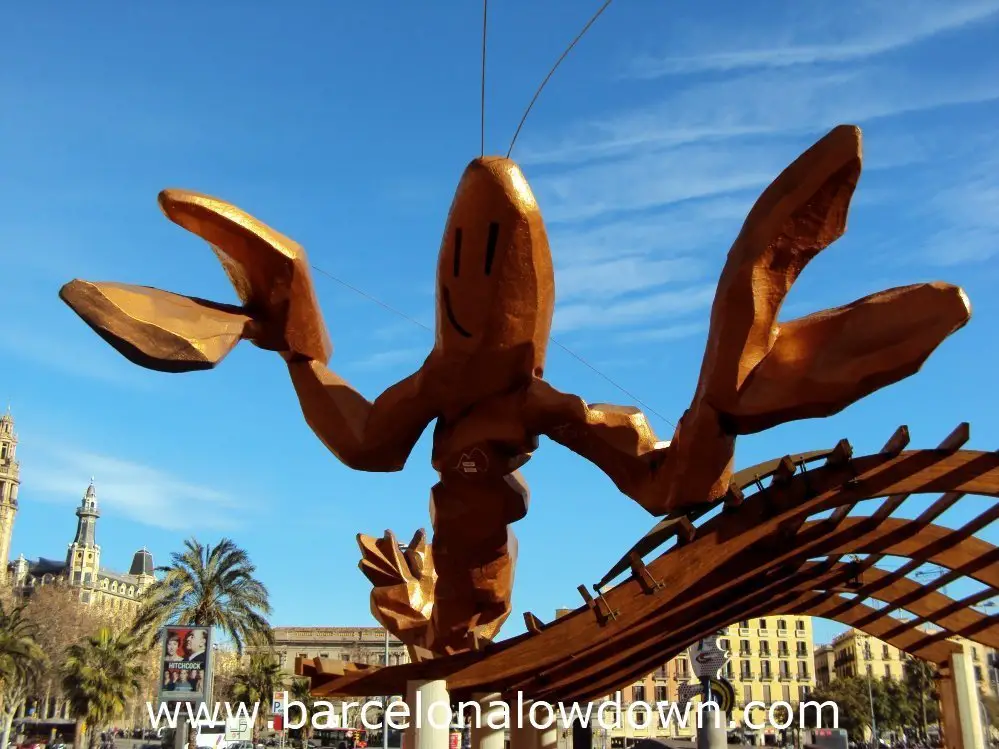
485;222;499;275
453;228;463;277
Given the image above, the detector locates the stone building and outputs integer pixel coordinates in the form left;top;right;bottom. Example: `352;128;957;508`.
249;626;410;675
0;411;155;611
825;627;998;696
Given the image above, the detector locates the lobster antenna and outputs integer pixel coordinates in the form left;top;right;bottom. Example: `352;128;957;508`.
481;0;488;157
506;0;614;158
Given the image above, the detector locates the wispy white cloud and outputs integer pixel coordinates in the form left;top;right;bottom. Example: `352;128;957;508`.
625;1;999;78
615;321;708;344
522;64;999;168
921;175;999;265
534;142;787;224
25;444;242;532
351;347;428;371
554;285;716;333
0;323;156;390
556;256;704;301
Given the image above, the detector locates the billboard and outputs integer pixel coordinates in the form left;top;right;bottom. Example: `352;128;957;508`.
158;625;212;703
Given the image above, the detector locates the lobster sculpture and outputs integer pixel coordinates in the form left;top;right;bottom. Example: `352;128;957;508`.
60;124;971;656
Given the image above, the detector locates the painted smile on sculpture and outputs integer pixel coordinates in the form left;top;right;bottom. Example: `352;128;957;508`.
442;287;472;338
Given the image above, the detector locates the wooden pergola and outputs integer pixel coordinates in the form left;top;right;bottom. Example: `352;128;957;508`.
298;423;999;703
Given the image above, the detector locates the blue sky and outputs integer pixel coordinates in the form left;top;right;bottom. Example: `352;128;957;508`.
2;0;999;650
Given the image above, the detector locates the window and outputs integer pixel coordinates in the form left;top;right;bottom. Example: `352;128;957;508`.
782;685;791;702
743;685;752;704
777;619;787;631
741;660;752;678
632;686;645;703
740;619;750;629
759;618;767;629
778;642;789;657
655;686;667;702
799;685;810;701
883;644;890;659
341;653;350;661
762;685;772;704
798;661;810;679
779;661;790;678
720;639;730;650
320;653;329;659
867;664;873;675
976;666;984;682
973;647;980;661
797;642;808;657
740;640;751;656
725;662;734;678
796;620;806;631
297;652;308;660
761;661;772;678
885;664;891;678
760;642;771;656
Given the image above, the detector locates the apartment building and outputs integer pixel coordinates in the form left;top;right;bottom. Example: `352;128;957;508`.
826;628;998;696
607;615;816;744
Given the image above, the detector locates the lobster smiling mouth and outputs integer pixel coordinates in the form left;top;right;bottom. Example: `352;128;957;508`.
442;287;472;338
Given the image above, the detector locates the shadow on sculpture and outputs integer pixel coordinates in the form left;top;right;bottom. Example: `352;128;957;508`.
60;124;972;657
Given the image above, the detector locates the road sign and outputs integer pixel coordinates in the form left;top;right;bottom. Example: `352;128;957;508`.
687;637;729;678
272;690;286;715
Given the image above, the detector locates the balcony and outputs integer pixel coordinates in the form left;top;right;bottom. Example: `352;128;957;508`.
739;628;751;636
779;674;793;682
760;673;774;681
759;629;771;637
795;629;807;638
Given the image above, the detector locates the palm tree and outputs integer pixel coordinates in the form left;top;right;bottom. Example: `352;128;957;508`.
133;538;273;652
62;627;145;749
231;654;283;740
289;678;316;742
0;601;47;749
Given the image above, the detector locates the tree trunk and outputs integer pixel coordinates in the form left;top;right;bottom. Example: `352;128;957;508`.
2;708;17;749
74;719;86;749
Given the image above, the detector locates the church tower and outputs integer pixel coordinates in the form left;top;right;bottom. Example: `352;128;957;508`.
0;409;20;583
67;480;101;591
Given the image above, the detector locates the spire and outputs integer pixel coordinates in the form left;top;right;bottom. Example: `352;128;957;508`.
72;480;100;547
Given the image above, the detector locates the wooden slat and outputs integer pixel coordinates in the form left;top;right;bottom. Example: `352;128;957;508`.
939;422;971;453
524;612;544;634
881;426;910;458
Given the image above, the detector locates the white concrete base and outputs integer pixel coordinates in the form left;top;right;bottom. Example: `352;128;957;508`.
949;651;985;749
470;692;506;749
509;698;539;749
405;680;451;749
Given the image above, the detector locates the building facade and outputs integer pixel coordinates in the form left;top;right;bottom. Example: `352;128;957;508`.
826;627;999;697
0;412;155;611
251;626;410;675
604;615;816;744
813;644;835;687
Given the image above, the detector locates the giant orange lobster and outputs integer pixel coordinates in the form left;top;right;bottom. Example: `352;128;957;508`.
60;124;971;656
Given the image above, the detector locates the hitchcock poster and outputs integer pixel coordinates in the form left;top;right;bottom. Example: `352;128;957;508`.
158;626;212;703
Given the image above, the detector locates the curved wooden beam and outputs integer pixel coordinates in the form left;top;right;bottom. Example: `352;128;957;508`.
298;446;999;702
566;591;964;705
